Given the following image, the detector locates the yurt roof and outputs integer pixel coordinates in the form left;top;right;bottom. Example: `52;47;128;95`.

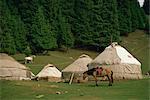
0;53;33;80
91;42;141;65
0;53;15;61
62;54;92;73
113;46;141;65
0;59;29;70
0;53;29;70
36;64;61;78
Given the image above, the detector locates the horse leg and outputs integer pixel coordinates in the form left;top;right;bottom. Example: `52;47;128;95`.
25;60;27;64
29;60;33;63
93;75;98;86
111;71;114;83
107;75;112;86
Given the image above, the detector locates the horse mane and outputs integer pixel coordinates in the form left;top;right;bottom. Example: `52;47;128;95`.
84;68;96;75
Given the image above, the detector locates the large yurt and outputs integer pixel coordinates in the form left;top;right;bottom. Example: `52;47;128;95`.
36;64;62;82
62;54;92;83
89;42;142;80
0;53;34;80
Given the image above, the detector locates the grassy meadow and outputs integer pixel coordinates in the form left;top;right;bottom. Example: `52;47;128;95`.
0;30;149;100
0;79;149;100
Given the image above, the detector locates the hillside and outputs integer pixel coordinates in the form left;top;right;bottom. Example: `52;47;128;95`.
12;30;149;75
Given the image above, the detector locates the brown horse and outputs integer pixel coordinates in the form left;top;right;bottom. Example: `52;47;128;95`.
83;67;113;86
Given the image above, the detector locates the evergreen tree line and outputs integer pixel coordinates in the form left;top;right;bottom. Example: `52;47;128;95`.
0;0;148;55
143;0;150;15
142;0;150;34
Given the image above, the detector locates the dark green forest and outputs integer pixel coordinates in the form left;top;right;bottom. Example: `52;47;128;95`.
143;0;150;15
0;0;148;55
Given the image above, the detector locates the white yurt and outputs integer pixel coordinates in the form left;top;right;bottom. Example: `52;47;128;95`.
36;64;62;82
62;54;92;83
89;42;142;80
0;53;34;80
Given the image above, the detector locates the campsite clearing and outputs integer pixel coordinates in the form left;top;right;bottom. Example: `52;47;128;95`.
1;30;149;100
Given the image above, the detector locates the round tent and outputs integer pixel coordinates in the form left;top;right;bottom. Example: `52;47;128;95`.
89;42;142;80
0;53;34;80
36;64;62;82
62;54;93;83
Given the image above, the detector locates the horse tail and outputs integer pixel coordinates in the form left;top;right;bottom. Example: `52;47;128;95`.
111;71;114;83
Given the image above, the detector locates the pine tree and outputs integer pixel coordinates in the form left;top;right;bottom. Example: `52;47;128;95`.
64;0;120;50
130;0;146;31
117;0;132;36
0;0;16;54
57;9;74;49
42;0;74;50
59;0;75;24
17;0;38;30
2;0;28;53
100;0;120;47
143;0;150;15
30;6;57;53
41;0;59;35
87;0;103;50
12;16;28;53
137;8;146;29
145;18;150;34
73;0;94;47
16;0;39;51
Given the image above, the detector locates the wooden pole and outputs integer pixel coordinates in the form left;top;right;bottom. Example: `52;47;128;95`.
69;73;74;85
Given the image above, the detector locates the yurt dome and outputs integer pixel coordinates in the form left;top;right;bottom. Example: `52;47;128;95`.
36;64;61;78
0;53;34;80
89;42;142;80
62;54;92;73
62;54;92;83
36;64;62;82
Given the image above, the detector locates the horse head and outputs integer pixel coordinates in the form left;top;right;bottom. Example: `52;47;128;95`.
31;55;36;58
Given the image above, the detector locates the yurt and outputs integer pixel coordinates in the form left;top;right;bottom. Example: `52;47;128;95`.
0;53;34;80
62;54;93;83
89;42;142;80
36;64;62;82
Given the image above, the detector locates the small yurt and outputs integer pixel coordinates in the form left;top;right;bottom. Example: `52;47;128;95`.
89;42;142;80
0;53;34;80
36;64;62;82
62;54;92;83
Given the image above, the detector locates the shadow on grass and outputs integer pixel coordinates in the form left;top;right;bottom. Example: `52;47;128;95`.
86;84;111;87
83;80;112;87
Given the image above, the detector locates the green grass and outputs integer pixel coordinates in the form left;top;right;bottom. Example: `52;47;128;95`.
2;30;149;100
0;79;149;100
